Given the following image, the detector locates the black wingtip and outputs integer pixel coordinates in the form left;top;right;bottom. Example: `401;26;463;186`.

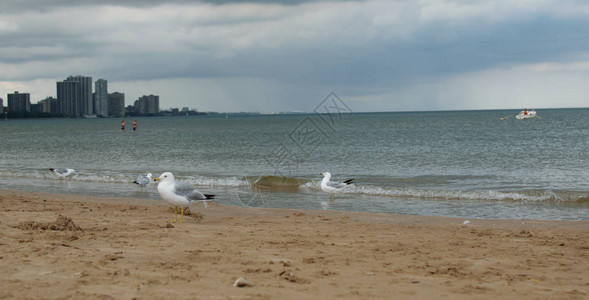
49;168;55;172
132;181;139;184
204;194;216;199
343;178;355;185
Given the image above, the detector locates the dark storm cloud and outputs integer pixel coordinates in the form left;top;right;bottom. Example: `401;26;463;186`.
0;0;336;13
2;0;589;111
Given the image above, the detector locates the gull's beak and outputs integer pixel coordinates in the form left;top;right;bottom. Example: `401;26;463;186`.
320;172;324;176
154;177;161;182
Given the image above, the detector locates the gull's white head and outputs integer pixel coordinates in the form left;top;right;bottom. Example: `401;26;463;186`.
146;173;153;179
154;172;174;183
320;172;331;179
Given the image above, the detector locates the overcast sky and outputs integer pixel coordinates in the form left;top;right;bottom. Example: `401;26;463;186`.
1;0;588;112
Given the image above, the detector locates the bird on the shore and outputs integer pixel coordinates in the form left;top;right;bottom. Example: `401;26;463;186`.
133;173;152;188
49;168;75;178
154;172;215;223
320;172;355;201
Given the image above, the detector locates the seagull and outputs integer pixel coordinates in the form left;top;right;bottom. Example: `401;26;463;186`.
49;168;75;178
133;173;152;188
154;172;215;223
320;172;354;201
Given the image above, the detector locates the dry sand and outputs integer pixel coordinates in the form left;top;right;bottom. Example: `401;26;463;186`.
1;189;588;299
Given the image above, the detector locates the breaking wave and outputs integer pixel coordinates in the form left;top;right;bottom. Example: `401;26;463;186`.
299;180;589;203
2;169;588;203
0;169;249;187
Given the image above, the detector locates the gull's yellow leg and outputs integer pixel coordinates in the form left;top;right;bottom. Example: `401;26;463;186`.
330;194;335;201
172;206;178;223
180;207;184;223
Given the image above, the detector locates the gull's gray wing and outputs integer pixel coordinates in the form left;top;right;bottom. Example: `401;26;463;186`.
56;168;68;174
173;182;207;200
134;175;150;186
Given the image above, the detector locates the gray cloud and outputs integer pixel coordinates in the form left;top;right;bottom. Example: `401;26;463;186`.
2;0;589;112
0;0;333;13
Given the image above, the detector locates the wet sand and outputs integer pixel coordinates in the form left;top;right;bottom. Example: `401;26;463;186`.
1;189;588;299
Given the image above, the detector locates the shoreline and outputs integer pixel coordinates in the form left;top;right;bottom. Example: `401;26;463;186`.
1;189;588;299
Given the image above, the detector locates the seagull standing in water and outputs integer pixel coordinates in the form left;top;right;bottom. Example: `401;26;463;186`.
320;172;355;201
154;172;215;223
133;173;152;188
49;168;75;178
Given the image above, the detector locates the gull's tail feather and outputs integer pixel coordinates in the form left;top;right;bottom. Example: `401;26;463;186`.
343;178;355;185
204;194;216;199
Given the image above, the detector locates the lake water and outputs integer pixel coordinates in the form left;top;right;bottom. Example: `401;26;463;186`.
1;108;588;220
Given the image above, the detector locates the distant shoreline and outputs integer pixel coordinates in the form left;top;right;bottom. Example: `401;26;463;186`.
3;107;589;120
0;110;307;119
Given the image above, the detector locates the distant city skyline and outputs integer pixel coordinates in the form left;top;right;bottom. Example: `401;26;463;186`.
3;75;167;118
1;74;202;115
2;1;589;113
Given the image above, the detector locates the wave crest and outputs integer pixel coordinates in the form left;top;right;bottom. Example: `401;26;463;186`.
2;169;587;203
300;180;586;202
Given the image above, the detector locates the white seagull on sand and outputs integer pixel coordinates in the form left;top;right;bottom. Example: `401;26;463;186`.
154;172;215;223
133;173;152;188
320;172;355;201
49;168;75;178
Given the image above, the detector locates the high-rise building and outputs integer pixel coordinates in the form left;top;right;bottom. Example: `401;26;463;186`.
39;97;58;113
7;91;31;112
56;75;93;117
134;94;159;115
95;79;108;117
57;80;81;117
133;99;144;115
108;92;125;117
65;75;93;115
30;103;42;113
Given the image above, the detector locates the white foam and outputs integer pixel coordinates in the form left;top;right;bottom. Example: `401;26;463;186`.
2;169;583;202
181;176;250;187
1;169;250;187
299;180;559;202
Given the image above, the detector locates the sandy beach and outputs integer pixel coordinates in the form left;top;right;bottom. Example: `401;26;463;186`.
0;189;588;299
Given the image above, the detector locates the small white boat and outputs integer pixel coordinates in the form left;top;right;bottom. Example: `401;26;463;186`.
515;109;538;119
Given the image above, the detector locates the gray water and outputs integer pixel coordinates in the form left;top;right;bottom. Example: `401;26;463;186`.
1;109;588;220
